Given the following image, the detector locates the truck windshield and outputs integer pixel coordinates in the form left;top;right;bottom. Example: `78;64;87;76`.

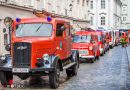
16;23;52;37
73;35;91;43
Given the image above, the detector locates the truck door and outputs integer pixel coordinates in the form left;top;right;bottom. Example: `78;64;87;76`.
64;23;72;57
55;23;67;59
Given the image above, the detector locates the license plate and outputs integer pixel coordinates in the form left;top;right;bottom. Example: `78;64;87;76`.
12;68;29;73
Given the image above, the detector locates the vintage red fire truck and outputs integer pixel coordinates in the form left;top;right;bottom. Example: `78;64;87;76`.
114;30;120;46
108;30;115;48
96;30;106;56
0;12;79;88
72;30;100;63
104;31;110;51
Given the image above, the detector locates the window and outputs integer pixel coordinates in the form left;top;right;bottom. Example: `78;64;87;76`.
28;0;34;6
101;17;105;25
73;35;91;43
66;23;71;36
56;23;64;36
123;17;126;21
77;0;80;4
90;16;93;25
16;23;53;37
90;1;93;9
82;0;85;6
101;0;105;9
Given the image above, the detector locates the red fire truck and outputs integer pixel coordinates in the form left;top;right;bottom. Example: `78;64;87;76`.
114;30;120;46
96;30;106;56
0;11;79;89
108;30;115;48
72;30;100;63
104;31;110;51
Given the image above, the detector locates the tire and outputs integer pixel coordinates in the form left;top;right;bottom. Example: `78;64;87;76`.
110;45;113;49
66;69;72;77
100;52;104;56
71;60;79;76
104;50;106;54
0;71;13;87
66;53;79;77
96;56;99;60
91;58;95;63
49;62;60;89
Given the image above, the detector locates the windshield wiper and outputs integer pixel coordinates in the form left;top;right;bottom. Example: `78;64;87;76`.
35;24;43;32
17;24;24;31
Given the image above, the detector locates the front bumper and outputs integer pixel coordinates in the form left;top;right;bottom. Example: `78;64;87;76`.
12;67;55;73
0;66;12;71
109;42;113;46
30;67;55;72
0;66;55;73
100;48;104;54
79;55;95;59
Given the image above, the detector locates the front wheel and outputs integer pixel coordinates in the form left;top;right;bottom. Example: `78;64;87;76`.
66;55;79;77
49;63;60;89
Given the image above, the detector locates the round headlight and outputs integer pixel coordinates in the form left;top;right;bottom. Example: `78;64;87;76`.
43;54;49;61
0;55;6;60
89;46;93;50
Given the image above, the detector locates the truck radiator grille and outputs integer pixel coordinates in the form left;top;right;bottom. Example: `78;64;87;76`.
13;42;31;67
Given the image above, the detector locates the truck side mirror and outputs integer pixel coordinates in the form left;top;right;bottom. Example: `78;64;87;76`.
60;26;66;31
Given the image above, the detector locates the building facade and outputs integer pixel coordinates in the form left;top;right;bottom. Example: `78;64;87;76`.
126;0;130;29
89;0;122;30
120;0;128;29
0;0;90;28
35;0;90;28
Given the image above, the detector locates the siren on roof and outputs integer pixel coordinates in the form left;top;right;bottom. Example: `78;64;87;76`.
47;16;52;22
16;18;21;22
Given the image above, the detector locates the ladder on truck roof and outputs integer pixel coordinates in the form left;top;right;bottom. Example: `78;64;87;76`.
33;10;57;18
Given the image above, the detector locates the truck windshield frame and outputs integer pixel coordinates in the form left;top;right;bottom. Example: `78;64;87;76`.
15;23;53;37
73;35;91;43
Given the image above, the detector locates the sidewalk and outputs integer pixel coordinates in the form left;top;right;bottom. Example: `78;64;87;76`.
126;44;130;70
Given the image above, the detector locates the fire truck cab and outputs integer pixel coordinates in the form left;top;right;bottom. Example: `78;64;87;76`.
0;16;79;88
96;30;105;56
72;30;100;63
104;31;110;51
114;30;120;46
108;30;114;48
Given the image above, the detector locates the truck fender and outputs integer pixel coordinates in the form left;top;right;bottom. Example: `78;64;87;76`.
71;50;79;62
50;56;63;71
3;56;12;68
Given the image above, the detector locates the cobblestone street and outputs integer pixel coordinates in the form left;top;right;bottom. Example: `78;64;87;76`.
4;45;130;90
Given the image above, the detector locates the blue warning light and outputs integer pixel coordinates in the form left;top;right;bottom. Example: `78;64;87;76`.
47;16;52;22
16;18;21;22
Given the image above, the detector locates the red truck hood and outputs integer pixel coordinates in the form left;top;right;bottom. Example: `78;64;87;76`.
72;43;89;50
13;37;55;54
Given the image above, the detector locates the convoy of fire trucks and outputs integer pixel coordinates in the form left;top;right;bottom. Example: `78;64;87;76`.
0;10;129;89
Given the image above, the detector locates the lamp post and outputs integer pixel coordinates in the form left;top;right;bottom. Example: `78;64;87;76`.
4;17;13;54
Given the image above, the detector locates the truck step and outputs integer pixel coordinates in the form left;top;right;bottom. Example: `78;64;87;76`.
63;62;76;70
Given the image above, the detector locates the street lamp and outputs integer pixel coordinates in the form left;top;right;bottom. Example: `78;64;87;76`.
4;17;13;52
